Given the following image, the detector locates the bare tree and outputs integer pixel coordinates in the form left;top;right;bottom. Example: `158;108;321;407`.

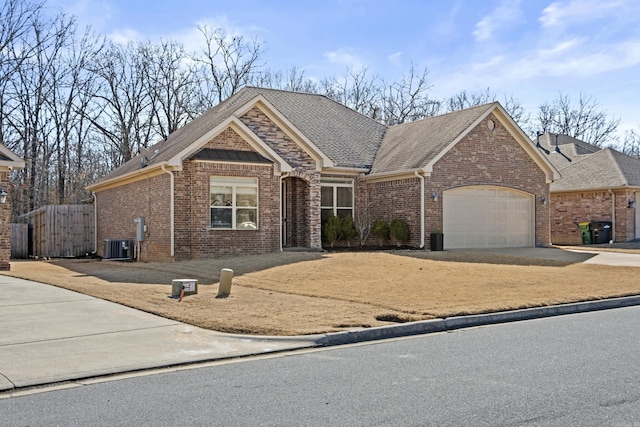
140;39;199;137
380;64;440;125
445;88;530;131
193;25;264;111
535;93;620;146
86;41;154;166
320;66;382;118
620;128;640;159
251;66;318;93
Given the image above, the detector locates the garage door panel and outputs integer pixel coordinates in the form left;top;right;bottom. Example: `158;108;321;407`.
443;187;533;249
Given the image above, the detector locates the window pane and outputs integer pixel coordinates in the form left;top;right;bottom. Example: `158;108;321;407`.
337;209;352;219
236;209;257;229
211;186;232;206
321;208;333;223
321;186;333;207
237;187;257;207
211;208;232;228
337;187;353;207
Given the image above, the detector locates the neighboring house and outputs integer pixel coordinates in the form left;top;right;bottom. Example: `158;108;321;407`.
87;87;559;261
537;133;640;245
0;143;26;269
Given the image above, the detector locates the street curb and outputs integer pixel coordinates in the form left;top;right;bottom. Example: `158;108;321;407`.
315;295;640;346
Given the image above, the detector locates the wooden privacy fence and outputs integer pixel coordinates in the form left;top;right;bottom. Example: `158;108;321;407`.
11;205;94;259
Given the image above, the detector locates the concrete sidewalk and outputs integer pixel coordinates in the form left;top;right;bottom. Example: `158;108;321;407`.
0;275;318;392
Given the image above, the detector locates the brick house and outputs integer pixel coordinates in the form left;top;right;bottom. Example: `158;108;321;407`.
538;133;640;245
87;87;558;261
0;143;25;269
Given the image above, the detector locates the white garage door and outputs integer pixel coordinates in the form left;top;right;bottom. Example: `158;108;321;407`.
443;187;534;249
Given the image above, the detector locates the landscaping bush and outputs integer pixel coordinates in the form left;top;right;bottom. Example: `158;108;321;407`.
340;215;359;246
390;218;410;246
322;212;342;247
371;219;390;245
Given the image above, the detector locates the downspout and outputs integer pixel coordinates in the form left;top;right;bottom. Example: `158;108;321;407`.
161;165;175;257
279;173;290;252
92;191;97;254
609;189;616;242
414;171;425;249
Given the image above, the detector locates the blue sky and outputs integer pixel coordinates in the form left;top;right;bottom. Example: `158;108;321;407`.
51;0;640;139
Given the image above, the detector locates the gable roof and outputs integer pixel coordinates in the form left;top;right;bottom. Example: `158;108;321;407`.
89;87;386;190
370;102;559;182
371;103;496;174
88;89;558;190
537;133;640;192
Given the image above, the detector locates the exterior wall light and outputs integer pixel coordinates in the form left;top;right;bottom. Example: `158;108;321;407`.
431;192;438;202
0;189;7;204
628;198;636;209
540;195;547;205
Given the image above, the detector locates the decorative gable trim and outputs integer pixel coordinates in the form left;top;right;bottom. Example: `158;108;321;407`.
169;116;292;175
233;95;335;171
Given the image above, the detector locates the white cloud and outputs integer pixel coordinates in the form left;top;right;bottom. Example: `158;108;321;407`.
324;48;363;68
387;51;403;68
108;28;144;44
539;0;623;28
473;0;523;42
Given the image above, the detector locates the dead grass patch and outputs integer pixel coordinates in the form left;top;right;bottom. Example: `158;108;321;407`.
4;248;640;336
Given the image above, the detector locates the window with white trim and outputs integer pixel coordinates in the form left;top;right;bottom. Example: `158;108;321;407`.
320;179;354;223
210;177;258;230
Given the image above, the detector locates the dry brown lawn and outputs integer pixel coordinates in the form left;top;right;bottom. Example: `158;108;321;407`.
4;247;640;336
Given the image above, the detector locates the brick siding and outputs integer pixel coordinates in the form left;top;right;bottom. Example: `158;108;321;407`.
551;189;637;244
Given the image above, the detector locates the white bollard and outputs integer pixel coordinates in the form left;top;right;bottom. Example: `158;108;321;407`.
217;268;234;298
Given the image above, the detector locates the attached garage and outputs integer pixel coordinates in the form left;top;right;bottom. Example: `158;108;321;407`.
443;186;534;249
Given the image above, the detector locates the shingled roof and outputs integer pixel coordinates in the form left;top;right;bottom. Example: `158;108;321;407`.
537;133;640;192
91;87;387;187
89;88;555;189
371;103;496;174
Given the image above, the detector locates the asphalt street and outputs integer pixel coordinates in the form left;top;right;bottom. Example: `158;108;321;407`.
2;305;640;426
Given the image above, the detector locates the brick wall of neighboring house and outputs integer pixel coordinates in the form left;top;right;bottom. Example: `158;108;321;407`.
365;177;422;247
95;172;172;261
0;171;10;269
240;107;322;249
551;189;636;244
429;114;550;247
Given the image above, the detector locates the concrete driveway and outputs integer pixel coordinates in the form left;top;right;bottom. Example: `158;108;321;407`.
0;275;317;392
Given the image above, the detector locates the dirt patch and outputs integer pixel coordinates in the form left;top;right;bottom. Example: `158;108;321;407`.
4;248;640;336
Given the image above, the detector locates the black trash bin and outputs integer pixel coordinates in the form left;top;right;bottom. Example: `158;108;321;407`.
590;221;612;244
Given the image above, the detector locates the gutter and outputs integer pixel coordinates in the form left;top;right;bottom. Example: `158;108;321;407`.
414;171;425;249
609;189;616;242
92;191;97;254
161;165;175;257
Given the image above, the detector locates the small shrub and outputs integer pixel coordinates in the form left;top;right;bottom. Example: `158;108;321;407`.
390;218;409;246
322;212;342;248
341;215;359;246
371;219;390;243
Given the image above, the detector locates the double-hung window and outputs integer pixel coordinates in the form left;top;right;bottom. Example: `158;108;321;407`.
320;179;354;223
210;177;258;230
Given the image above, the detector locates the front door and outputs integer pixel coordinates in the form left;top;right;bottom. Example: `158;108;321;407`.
282;177;310;248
